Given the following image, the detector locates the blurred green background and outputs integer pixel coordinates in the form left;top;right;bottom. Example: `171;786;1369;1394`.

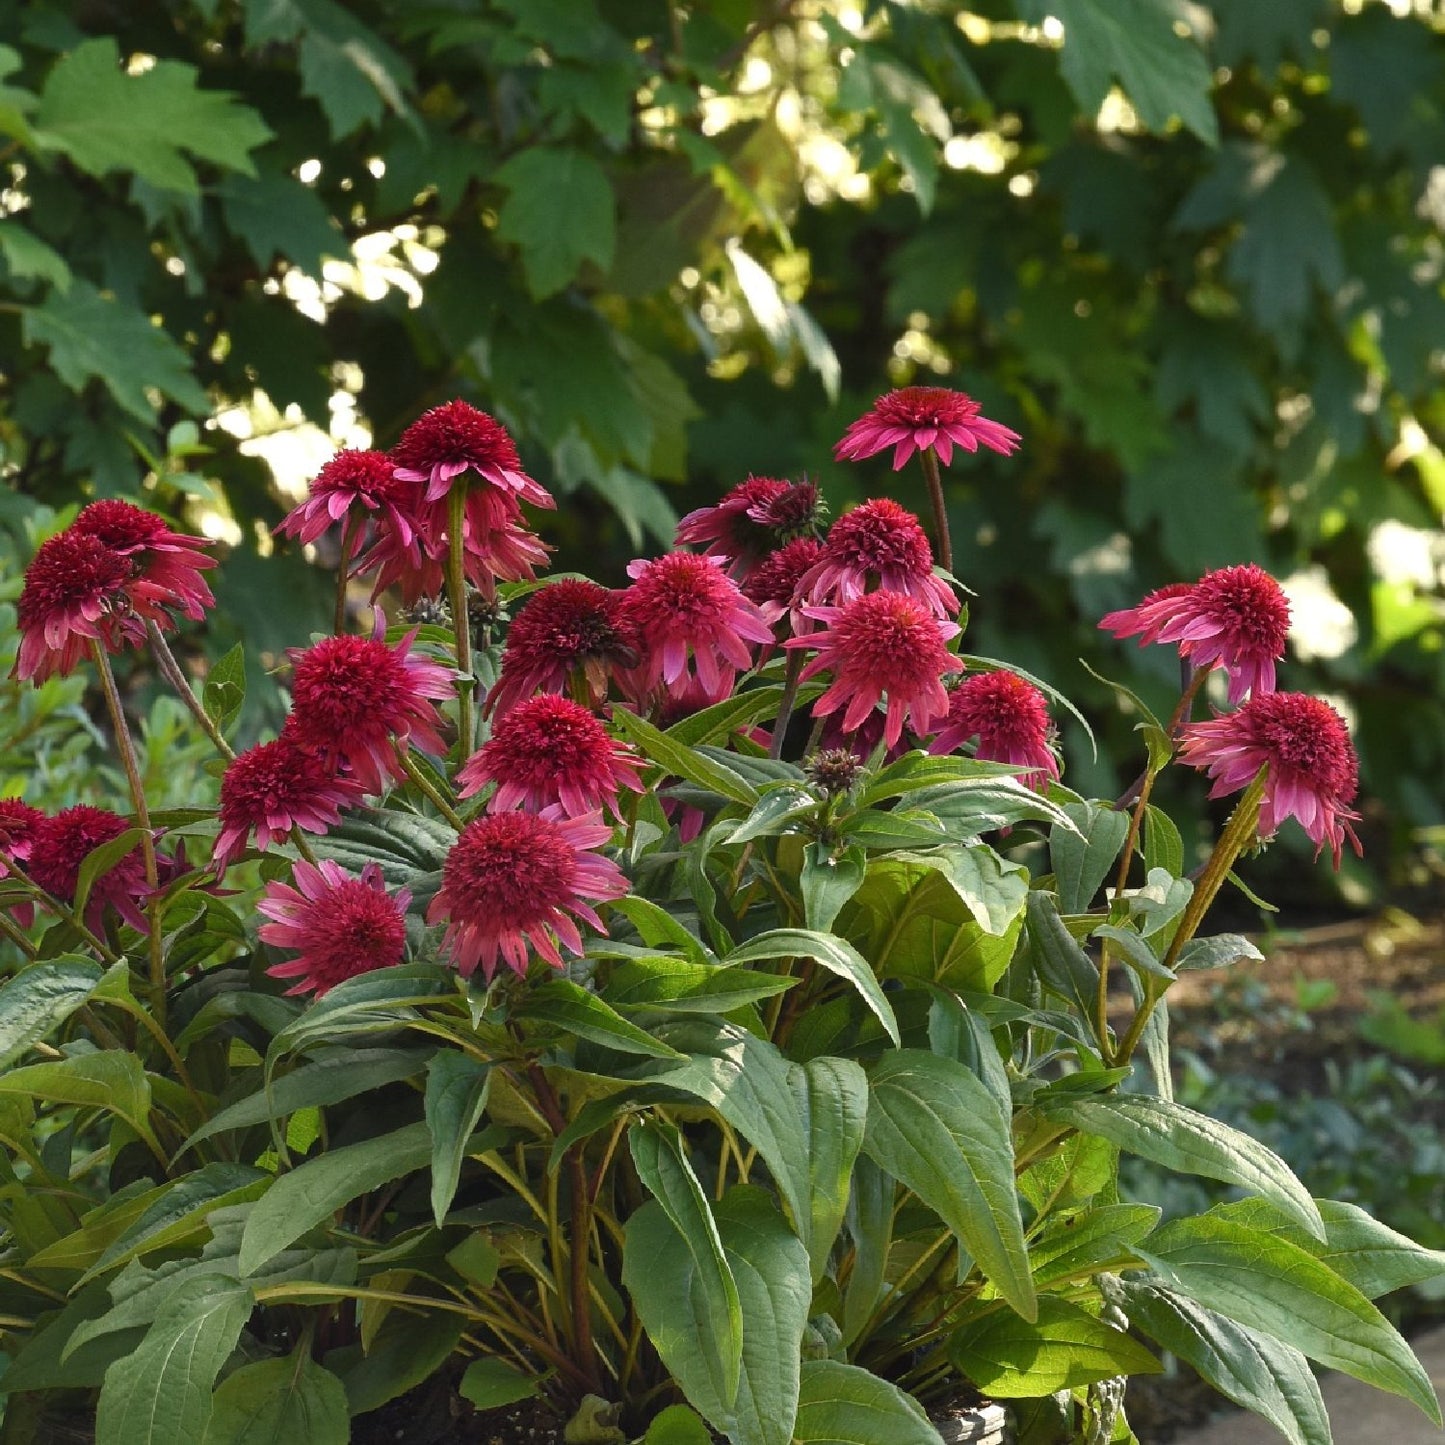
2;0;1443;903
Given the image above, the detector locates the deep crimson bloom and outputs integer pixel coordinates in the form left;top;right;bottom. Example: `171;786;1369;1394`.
259;859;411;997
285;631;455;794
616;553;774;706
742;537;826;636
14;531;145;681
1100;565;1291;703
675;477;824;575
70;499;215;623
487;580;640;717
929;670;1060;791
27;806;150;933
392;400;552;515
427;811;629;981
1178;692;1362;867
457;695;643;819
276;449;421;562
802;498;959;617
0;798;44;930
788;591;961;748
214;738;364;874
835;387;1021;470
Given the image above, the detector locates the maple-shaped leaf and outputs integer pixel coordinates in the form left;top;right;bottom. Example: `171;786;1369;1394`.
21;281;209;422
1211;0;1326;73
1017;0;1218;146
494;146;616;300
1155;318;1270;456
0;221;72;293
32;38;272;194
217;172;346;275
1331;8;1443;157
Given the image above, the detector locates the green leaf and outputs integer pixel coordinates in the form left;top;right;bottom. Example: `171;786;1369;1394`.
184;1047;433;1148
202;644;247;737
458;1357;539;1410
517;977;685;1058
725;785;818;845
0;221;72;292
793;1360;942;1445
787;1057;868;1284
425;1053;491;1227
0;956;103;1068
950;1296;1161;1396
1143;804;1185;880
863;1050;1035;1321
1138;1214;1440;1422
612;708;759;805
326;1309;464;1417
1025;889;1101;1032
73;827;146;921
642;1405;713;1445
1028;1203;1161;1288
95;1276;253;1445
1116;1279;1330;1445
265;962;456;1061
22;280;210;422
1042;1094;1323;1239
722;928;899;1047
1174;933;1265;972
608;896;717;966
203;1346;350;1445
1050;801;1129;913
33;38;272;192
801;843;866;933
494;146;616;299
0;1051;155;1146
898;778;1079;837
1019;0;1218;145
603;956;795;1015
626;1121;743;1411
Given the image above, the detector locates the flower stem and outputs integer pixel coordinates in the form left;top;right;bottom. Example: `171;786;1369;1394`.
445;487;475;755
769;650;805;761
917;447;953;576
334;514;361;635
2;867;121;962
91;641;165;1024
395;747;465;830
0;911;36;960
288;826;320;866
146;622;235;761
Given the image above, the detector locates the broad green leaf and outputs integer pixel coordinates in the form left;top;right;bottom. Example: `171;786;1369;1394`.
841;1155;892;1346
1025;890;1101;1033
21;281;210;422
725;785;818;845
458;1358;539;1409
860;752;1029;807
897;778;1078;838
325;1309;465;1416
1138;1214;1440;1421
602;956;795;1015
626;1122;743;1411
265;963;456;1062
608;895;717;966
0;956;103;1068
425;1053;491;1226
184;1047;433;1148
793;1360;942;1445
34;38;272;192
722;928;899;1047
1116;1279;1330;1445
863;1050;1035;1320
801;842;867;933
1050;801;1129;913
495;146;617;299
1143;804;1185;879
1042;1094;1323;1238
0;221;72;292
1205;1197;1445;1300
642;1405;713;1445
949;1297;1161;1396
1;1281;149;1393
95;1277;253;1445
1094;923;1175;983
1028;1203;1161;1288
203;1346;350;1445
787;1057;868;1283
517;977;684;1058
0;1051;155;1146
612;708;759;804
201;643;246;737
1174;933;1265;972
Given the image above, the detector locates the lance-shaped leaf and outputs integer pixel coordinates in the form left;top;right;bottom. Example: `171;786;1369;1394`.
0;956;104;1069
793;1360;942;1445
787;1057;868;1283
424;1053;491;1226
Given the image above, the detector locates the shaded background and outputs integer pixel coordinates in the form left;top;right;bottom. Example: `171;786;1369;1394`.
2;0;1443;904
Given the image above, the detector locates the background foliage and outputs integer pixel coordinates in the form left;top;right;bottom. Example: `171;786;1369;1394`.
3;0;1444;894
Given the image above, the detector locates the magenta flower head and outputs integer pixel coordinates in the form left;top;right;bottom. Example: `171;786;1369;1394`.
0;798;45;930
70;500;215;623
616;552;774;707
788;590;962;749
259;859;411;997
214;737;364;875
1178;692;1362;867
1100;565;1291;704
835;387;1021;470
929;670;1060;791
675;476;825;576
285;631;455;795
457;695;644;820
392;399;553;516
275;449;420;561
486;579;640;718
427;811;629;982
802;497;959;617
743;536;827;637
27;806;151;934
